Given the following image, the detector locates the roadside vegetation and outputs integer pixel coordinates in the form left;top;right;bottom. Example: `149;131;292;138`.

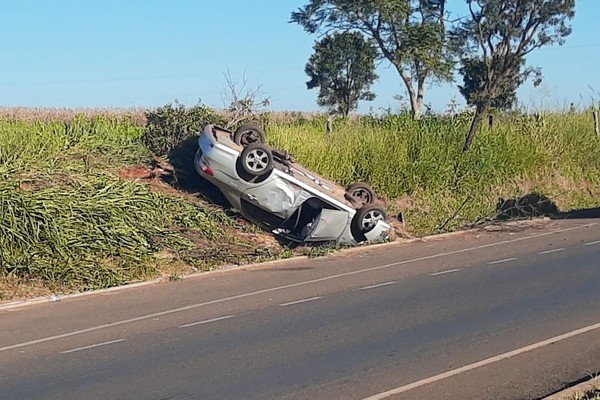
0;110;285;301
266;111;600;233
1;106;600;301
569;391;600;400
562;381;600;400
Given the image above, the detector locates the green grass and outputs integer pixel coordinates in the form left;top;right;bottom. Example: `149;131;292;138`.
266;112;600;233
0;114;281;299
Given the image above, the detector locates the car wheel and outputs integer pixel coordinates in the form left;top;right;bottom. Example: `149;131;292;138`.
233;124;266;146
351;205;387;242
346;182;376;206
240;143;274;176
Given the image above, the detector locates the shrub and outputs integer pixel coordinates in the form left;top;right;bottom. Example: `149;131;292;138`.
143;102;225;157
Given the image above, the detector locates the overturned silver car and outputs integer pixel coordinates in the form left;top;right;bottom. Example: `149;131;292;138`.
194;124;391;246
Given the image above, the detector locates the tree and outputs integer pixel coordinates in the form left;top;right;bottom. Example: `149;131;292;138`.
305;32;378;116
291;0;453;119
453;0;575;151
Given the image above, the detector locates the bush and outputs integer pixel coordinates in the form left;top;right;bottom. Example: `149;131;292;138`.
143;102;225;157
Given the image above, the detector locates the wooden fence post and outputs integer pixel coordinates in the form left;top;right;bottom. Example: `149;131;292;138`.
326;114;334;134
594;110;599;135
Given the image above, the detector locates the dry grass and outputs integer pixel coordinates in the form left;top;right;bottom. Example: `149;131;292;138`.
0;106;147;125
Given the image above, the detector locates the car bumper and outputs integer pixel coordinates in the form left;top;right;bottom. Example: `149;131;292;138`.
363;220;392;242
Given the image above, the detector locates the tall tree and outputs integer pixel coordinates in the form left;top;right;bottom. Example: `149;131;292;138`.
305;32;378;116
453;0;575;151
291;0;453;119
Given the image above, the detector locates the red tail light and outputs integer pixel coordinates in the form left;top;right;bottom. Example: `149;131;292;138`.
201;164;214;176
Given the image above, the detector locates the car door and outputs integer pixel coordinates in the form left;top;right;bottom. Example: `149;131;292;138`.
241;178;306;220
302;209;349;242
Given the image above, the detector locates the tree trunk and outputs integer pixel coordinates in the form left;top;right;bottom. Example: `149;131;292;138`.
410;90;424;120
463;104;489;151
326;114;335;134
393;62;423;120
414;77;426;120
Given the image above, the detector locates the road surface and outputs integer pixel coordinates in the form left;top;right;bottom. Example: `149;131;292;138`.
1;218;599;399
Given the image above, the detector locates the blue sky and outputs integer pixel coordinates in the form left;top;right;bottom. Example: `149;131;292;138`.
2;0;599;113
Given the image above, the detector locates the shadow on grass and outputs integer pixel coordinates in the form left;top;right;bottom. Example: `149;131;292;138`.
496;192;600;221
495;193;559;220
166;136;232;209
551;207;600;219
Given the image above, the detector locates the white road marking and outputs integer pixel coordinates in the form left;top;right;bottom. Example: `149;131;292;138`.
359;282;398;290
60;339;126;354
179;315;236;328
279;297;323;307
429;269;462;276
488;257;518;265
1;223;594;353
584;240;600;246
361;321;600;400
538;248;565;255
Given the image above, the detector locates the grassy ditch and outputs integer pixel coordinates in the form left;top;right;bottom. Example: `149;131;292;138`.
2;108;600;301
0;114;285;301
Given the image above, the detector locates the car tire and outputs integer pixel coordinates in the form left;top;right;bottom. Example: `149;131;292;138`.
351;205;387;242
240;142;274;177
345;182;376;207
233;124;266;146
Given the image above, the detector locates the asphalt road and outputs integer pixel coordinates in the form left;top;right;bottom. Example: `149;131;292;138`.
1;218;600;400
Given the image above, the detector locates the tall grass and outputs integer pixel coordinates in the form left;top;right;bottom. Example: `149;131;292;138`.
266;112;600;233
0;114;263;295
0;116;148;179
1;179;181;287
